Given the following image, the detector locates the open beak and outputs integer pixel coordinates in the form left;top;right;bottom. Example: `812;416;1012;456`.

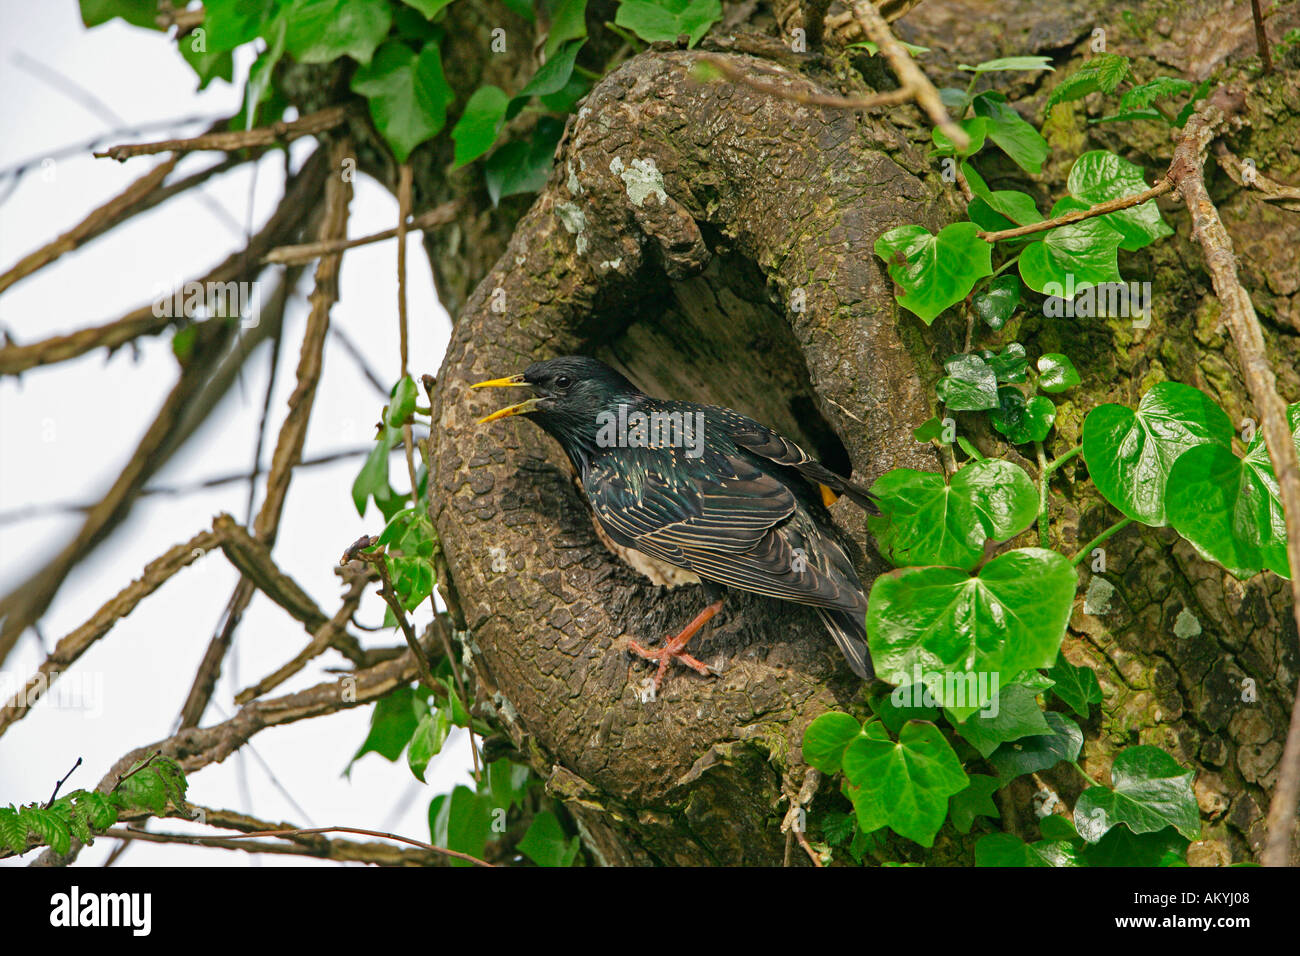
470;372;536;424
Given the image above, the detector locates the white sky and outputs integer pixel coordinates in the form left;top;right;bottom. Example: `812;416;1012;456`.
0;1;472;865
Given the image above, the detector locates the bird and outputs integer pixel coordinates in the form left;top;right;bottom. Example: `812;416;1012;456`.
470;355;878;689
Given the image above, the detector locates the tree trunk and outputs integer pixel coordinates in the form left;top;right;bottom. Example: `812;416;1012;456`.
400;0;1300;864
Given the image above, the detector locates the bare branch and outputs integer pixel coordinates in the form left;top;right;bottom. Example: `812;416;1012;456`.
978;179;1175;242
1252;0;1274;75
94;106;349;162
264;202;459;266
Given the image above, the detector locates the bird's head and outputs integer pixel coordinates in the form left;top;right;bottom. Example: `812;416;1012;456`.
470;355;642;454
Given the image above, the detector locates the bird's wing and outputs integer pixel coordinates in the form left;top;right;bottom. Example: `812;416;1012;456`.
587;448;865;612
716;409;878;512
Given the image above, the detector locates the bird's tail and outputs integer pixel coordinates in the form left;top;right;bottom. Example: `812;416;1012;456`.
816;605;875;680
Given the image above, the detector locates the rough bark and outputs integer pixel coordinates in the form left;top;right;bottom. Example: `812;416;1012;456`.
397;0;1300;864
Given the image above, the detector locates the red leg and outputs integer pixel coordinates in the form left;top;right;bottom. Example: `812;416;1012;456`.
628;599;724;690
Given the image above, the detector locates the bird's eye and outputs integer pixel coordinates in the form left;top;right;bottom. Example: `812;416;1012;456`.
554;374;573;391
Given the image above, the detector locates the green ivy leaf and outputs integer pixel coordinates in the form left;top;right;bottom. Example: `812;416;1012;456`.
488;759;532;811
981;342;1028;383
509;39;585;118
802;712;862;773
932;117;988;158
282;0;392;65
963;163;1043;225
429;783;493;866
243;16;286;130
975;832;1082;866
79;0;165;29
874;223;994;324
1082;381;1234;526
407;708;451;783
451;85;510;167
401;0;456;16
867;683;941;736
201;0;279;50
1080;824;1189;867
841;721;969;847
1017;212;1124;295
1044;53;1131;116
485;118;564;205
1037;353;1081;392
1067;150;1173;251
951;684;1053;758
351;41;453;162
1046;653;1104;716
989;387;1056;444
987;710;1082;780
1165;414;1297;579
867;548;1076;689
1074;746;1201;843
973;92;1049;173
615;0;722;47
518;810;581;866
347;684;419;773
936;353;999;410
949;774;1001;833
971;274;1022;330
179;37;235;90
352;423;402;516
867;460;1039;569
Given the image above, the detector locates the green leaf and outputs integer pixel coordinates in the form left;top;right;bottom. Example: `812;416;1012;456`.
351;41;453;162
1082;381;1234;526
0;807;28;854
867;460;1039;569
802;712;862;773
912;416;945;443
508;39;585;118
352;424;401;516
20;807;71;856
1067;150;1173;251
1074;746;1201;843
987;710;1082;780
1119;77;1192;112
971;274;1021;330
935;353;999;411
932;117;988;158
243;16;286;130
518;810;581;866
981;342;1028;383
80;0;165;30
1046;653;1104;716
973;92;1049;173
951;684;1053;758
1044;53;1131;116
401;0;456;16
841;721;968;847
1037;353;1081;392
614;0;722;48
201;0;279;50
545;0;589;58
179;38;235;91
387;376;419;428
485;118;564;205
407;708;451;783
430;784;494;866
959;56;1054;74
989;387;1056;444
1080;824;1189;867
819;810;856;846
488;759;532;811
867;683;941;736
282;0;392;65
451;86;510;167
1017;214;1124;295
874;222;994;324
975;832;1081;866
1165;423;1296;579
867;548;1076;690
347;684;419;773
949;774;1001;833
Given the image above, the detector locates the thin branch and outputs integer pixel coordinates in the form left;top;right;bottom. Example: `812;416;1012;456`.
1165;88;1300;867
848;0;968;149
263;202;459;264
1214;141;1300;211
978;179;1175;242
94;106;349;162
1251;0;1274;75
44;758;83;809
221;826;493;866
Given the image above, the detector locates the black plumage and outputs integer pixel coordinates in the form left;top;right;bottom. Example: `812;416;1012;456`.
471;355;876;686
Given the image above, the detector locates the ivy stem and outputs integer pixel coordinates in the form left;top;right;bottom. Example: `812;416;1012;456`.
1071;761;1103;789
1071;517;1134;567
991;253;1022;277
1044;444;1082;476
1036;441;1050;547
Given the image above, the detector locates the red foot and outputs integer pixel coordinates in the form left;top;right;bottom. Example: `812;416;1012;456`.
628;599;724;691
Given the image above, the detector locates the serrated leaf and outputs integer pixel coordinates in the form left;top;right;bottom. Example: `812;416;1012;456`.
1119;77;1192;112
1044;53;1131;116
1082;381;1234;526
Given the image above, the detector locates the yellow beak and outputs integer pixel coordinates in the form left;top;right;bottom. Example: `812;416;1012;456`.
470;372;535;424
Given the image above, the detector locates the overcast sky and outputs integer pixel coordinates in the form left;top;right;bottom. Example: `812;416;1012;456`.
0;1;470;865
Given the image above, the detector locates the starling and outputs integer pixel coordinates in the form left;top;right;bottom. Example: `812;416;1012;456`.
472;356;876;688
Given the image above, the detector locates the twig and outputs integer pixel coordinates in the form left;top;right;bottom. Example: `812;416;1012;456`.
848;0;968;149
1165;88;1300;867
1251;0;1274;75
94;106;349;161
44;758;83;809
114;752;160;790
358;546;440;697
1214;141;1300;211
0;527;227;738
263;202;459;266
978;179;1175;242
